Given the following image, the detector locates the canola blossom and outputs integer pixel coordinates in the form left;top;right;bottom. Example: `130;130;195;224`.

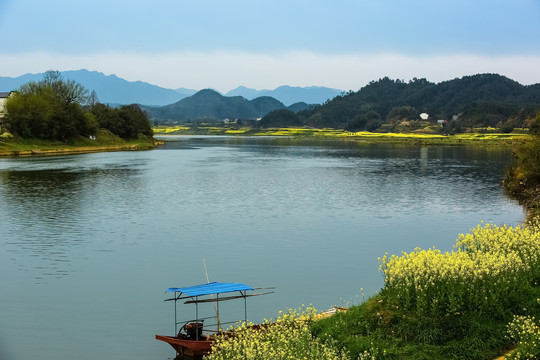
203;307;350;360
506;314;540;359
379;222;540;316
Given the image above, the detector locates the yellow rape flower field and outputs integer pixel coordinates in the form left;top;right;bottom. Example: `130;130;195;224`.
380;222;540;317
152;125;528;146
206;222;540;359
204;307;350;360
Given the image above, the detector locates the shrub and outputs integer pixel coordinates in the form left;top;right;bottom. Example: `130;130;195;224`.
204;307;350;360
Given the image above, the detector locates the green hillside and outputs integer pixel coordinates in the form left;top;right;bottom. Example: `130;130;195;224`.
145;89;293;123
144;89;316;123
296;74;540;132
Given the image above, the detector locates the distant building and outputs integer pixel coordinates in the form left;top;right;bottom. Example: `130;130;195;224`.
0;91;14;119
437;119;446;124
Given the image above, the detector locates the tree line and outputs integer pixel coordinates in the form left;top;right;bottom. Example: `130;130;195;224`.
2;70;153;141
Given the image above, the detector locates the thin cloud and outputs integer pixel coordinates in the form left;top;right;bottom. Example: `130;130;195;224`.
1;51;539;92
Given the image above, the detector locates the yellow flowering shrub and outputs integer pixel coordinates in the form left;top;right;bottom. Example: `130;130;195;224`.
379;222;540;316
204;307;350;360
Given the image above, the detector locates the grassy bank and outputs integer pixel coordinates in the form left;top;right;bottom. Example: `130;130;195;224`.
309;222;540;359
203;223;540;360
0;129;162;157
153;126;528;146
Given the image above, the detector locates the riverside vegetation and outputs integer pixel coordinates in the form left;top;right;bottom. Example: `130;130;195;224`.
504;112;540;219
0;70;158;156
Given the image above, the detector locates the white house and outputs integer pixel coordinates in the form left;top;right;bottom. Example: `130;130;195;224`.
0;91;14;119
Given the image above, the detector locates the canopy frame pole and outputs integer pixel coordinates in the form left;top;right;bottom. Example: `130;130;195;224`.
174;291;178;335
216;293;221;331
243;291;248;322
195;296;199;340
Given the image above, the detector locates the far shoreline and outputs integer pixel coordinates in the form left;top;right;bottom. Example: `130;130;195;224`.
0;143;162;158
0;127;528;158
0;130;163;158
153;126;529;147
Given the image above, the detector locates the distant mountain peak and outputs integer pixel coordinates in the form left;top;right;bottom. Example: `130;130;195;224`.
191;88;224;98
225;85;342;106
0;69;193;106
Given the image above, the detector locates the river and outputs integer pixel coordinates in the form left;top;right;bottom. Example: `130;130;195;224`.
0;136;523;360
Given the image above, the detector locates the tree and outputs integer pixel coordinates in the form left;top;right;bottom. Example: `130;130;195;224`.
345;110;382;132
87;90;99;109
41;70;88;106
504;112;540;214
91;103;153;139
528;111;540;134
258;109;302;128
3;70;92;140
118;104;153;138
386;106;419;124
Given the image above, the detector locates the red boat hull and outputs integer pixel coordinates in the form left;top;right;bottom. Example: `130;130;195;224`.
155;334;213;357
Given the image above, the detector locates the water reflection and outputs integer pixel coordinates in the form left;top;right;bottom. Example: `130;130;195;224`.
0;158;147;282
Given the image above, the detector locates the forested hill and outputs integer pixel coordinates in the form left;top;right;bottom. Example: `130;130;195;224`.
144;89;311;123
298;74;540;131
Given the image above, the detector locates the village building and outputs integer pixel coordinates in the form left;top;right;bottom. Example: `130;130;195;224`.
0;91;14;119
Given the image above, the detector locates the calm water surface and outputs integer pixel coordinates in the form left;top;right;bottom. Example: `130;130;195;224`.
0;136;523;360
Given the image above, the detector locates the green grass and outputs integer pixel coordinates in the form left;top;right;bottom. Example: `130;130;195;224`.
0;129;160;156
311;295;518;360
310;223;540;360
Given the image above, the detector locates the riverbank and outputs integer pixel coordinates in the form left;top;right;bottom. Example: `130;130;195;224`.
204;223;539;360
0;130;163;157
309;223;540;360
502;133;540;221
153;126;529;146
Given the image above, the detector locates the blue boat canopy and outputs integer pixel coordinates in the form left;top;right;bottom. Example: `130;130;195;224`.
166;282;254;297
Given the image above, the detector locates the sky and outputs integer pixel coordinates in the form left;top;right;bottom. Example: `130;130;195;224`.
1;0;540;92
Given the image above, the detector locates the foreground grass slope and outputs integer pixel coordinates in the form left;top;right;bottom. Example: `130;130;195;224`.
312;222;540;360
204;223;540;360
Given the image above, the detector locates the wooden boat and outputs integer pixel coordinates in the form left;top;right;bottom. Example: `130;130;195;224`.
155;281;273;357
155;334;213;357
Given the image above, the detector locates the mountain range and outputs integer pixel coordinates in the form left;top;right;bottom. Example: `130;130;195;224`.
0;69;342;107
0;70;190;106
225;85;342;106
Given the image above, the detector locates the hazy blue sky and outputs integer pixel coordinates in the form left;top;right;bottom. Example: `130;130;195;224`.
1;0;539;91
